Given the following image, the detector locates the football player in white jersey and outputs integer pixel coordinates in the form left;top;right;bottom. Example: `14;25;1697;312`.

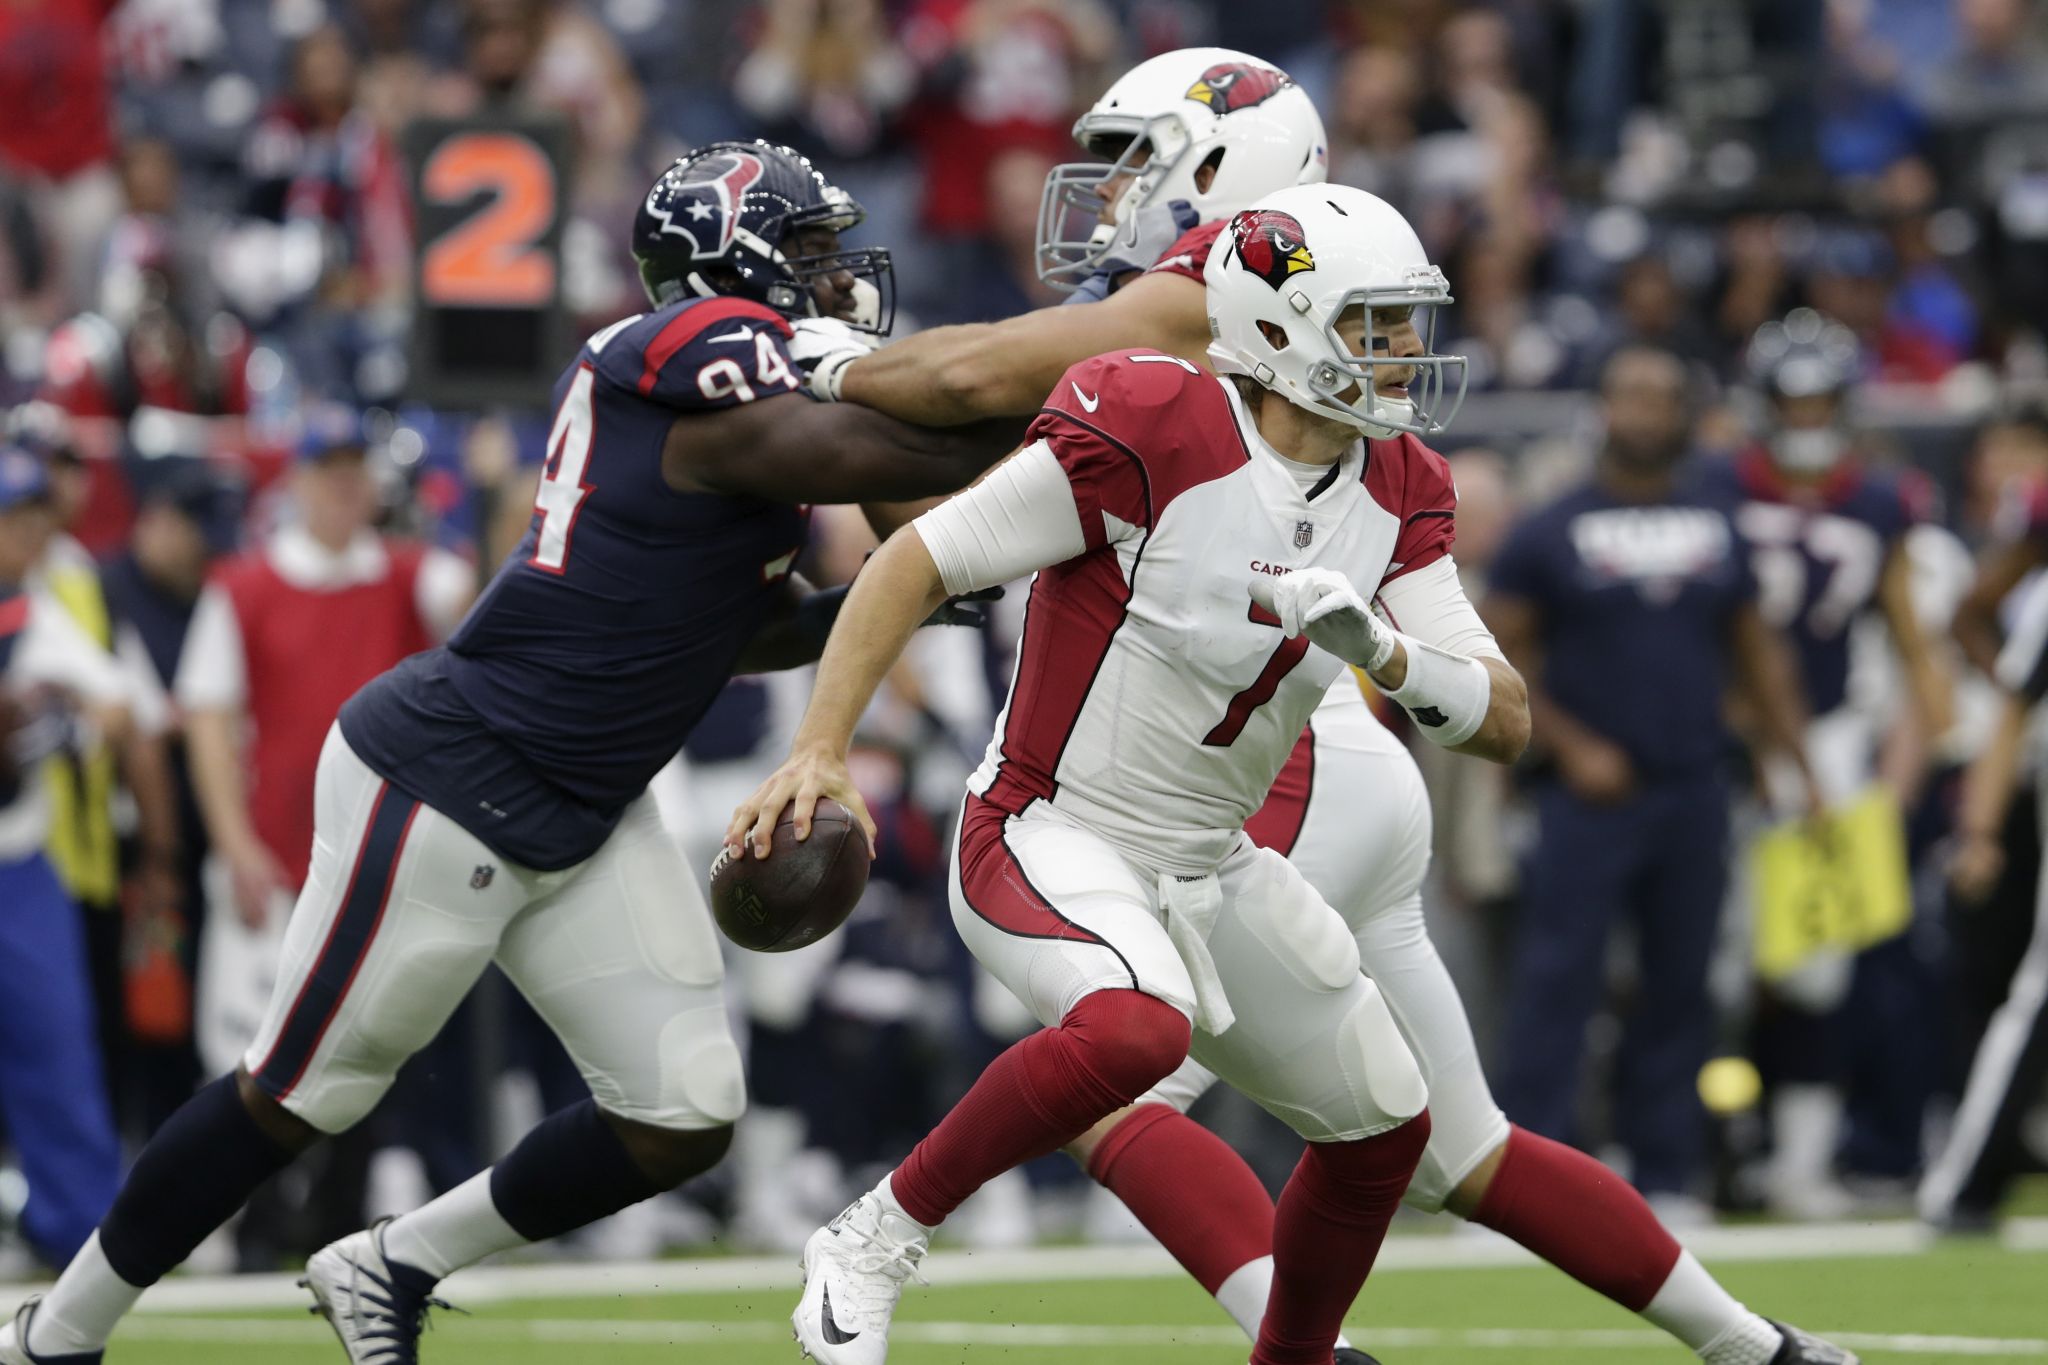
786;46;1855;1365
734;184;1527;1365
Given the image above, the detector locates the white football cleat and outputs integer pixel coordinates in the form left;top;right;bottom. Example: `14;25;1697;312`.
301;1218;453;1364
0;1299;101;1363
792;1192;929;1365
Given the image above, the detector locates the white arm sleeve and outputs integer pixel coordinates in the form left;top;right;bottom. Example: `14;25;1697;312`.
911;440;1092;597
1374;556;1505;663
173;585;248;712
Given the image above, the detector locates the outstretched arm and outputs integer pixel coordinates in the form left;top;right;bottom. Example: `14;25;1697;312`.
837;272;1213;424
726;439;1093;854
664;388;1028;504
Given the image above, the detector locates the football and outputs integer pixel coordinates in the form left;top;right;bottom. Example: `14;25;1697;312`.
708;798;871;952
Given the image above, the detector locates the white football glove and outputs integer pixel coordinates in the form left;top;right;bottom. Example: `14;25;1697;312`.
786;316;877;401
1248;567;1398;673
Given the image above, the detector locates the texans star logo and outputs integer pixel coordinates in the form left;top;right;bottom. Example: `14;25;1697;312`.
644;151;766;260
1185;61;1292;114
1230;208;1314;290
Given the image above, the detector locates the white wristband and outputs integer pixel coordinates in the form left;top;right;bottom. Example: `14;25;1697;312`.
1381;636;1491;748
808;350;859;402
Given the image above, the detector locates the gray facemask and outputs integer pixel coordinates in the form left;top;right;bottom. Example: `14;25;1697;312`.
1769;426;1849;473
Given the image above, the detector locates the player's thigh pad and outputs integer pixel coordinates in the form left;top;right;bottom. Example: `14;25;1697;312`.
1191;844;1427;1141
244;728;531;1133
496;793;743;1130
1352;891;1510;1210
1287;716;1434;936
949;799;1195;1027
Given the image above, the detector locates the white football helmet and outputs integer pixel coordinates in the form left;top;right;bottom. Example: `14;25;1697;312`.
1205;184;1466;439
1036;47;1327;290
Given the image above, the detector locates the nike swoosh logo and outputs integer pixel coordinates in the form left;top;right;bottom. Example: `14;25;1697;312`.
707;326;756;345
821;1284;860;1345
1071;382;1100;413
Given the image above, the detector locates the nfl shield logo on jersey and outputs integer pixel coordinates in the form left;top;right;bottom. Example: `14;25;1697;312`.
471;864;496;890
1295;519;1314;548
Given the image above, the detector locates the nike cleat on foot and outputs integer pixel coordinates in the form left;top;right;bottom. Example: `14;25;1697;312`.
1334;1350;1385;1364
792;1192;929;1365
302;1218;457;1364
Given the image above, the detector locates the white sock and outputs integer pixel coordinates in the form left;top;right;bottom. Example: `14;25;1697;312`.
1211;1255;1352;1352
875;1172;937;1234
380;1171;527;1280
1215;1256;1272;1340
28;1232;144;1354
1643;1251;1782;1362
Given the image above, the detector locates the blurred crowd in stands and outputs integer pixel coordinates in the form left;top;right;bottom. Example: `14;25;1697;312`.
3;0;2048;1271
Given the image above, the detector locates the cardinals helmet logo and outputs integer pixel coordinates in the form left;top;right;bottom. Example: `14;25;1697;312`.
1186;62;1292;114
645;151;766;259
1230;209;1314;290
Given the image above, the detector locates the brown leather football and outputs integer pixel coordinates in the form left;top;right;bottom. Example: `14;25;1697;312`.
709;798;871;952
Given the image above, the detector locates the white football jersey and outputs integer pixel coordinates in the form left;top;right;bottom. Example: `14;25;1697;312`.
968;349;1457;875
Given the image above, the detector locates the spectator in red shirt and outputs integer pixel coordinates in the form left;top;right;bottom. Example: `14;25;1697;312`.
0;0;122;309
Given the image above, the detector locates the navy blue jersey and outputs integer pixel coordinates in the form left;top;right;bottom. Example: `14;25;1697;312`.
1697;450;1918;716
342;296;811;869
1488;471;1757;779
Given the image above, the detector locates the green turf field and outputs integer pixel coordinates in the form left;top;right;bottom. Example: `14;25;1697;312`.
92;1241;2048;1363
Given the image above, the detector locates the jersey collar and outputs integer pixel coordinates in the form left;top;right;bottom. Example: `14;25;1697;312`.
268;524;389;591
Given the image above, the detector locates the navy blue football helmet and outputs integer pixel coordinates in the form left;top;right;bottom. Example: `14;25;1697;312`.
632;140;895;333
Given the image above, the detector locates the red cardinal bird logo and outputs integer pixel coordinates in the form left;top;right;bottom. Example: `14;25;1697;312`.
1230;209;1315;290
1186;62;1292;114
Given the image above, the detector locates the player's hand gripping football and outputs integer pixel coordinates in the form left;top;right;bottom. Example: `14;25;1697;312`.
1248;567;1398;674
726;746;879;862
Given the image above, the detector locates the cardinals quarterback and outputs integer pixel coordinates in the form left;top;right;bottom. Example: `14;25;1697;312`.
784;45;1857;1365
734;184;1527;1365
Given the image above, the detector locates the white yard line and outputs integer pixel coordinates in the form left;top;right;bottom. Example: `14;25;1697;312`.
111;1317;2048;1356
98;1216;2045;1315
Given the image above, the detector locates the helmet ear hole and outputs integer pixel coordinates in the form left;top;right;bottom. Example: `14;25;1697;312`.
1256;319;1290;350
1195;147;1226;194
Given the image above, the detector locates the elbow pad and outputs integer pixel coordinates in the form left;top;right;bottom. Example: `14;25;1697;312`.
1383;636;1491;748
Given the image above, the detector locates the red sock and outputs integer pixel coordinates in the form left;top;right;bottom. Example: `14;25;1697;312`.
1252;1111;1430;1365
1470;1125;1682;1312
892;990;1190;1228
1088;1104;1276;1294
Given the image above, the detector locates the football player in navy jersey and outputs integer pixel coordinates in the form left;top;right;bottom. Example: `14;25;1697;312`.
0;141;1023;1365
1698;311;1952;1220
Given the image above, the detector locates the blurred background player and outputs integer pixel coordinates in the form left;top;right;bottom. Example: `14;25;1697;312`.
1700;309;1953;1220
1928;524;2048;1230
0;140;1019;1365
0;445;128;1275
797;46;1853;1365
1485;346;1820;1225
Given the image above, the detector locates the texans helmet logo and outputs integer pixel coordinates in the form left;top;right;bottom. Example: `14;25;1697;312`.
1186;61;1292;114
644;151;766;259
1230;209;1315;290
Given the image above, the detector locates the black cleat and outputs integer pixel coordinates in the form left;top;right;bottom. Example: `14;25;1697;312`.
1334;1350;1385;1365
1767;1320;1860;1364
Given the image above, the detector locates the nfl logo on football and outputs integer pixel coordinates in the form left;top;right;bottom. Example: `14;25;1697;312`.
470;864;495;890
1294;519;1314;549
